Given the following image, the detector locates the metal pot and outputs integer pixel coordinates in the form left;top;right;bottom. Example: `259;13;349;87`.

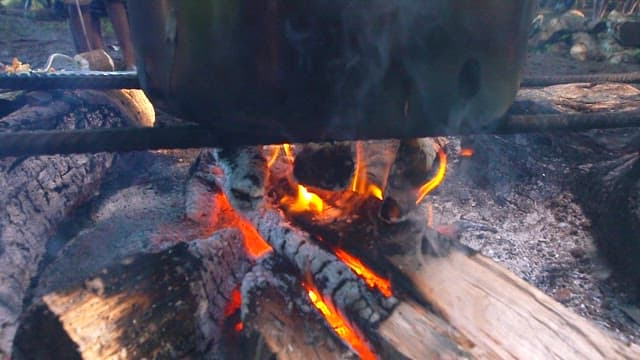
127;0;536;142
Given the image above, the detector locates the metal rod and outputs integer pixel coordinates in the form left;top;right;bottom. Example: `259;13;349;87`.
2;111;640;157
2;70;640;92
521;72;640;87
0;71;140;90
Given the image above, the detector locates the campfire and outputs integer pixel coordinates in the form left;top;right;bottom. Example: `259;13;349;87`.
203;138;448;358
7;88;640;358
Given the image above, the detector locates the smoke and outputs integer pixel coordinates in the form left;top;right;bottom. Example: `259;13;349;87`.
317;0;534;139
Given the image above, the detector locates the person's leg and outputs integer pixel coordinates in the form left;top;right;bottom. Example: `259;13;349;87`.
88;0;105;50
105;0;136;69
66;2;99;52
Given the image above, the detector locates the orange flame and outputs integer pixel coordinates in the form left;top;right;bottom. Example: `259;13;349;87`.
334;249;392;298
351;142;384;200
283;144;294;161
224;288;242;317
214;192;272;258
460;148;474;157
266;146;281;168
416;149;448;204
304;282;377;360
234;322;244;332
281;185;325;214
224;287;244;333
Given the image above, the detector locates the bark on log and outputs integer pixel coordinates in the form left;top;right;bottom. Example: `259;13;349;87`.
0;89;153;356
512;82;640;282
13;229;253;359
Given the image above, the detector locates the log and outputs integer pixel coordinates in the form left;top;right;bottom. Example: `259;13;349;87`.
377;214;640;359
242;261;357;360
512;82;640;282
13;229;254;359
0;89;153;356
293;142;354;191
208;141;640;359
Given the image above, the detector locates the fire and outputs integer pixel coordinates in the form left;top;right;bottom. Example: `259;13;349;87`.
304;281;377;360
334;248;392;298
224;288;242;317
266;146;281;168
415;149;448;204
214;192;272;258
460;148;474;157
224;287;244;333
266;144;294;169
351;142;384;200
281;185;325;213
282;144;294;161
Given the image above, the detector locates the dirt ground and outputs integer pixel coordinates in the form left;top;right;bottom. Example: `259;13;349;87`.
3;8;640;352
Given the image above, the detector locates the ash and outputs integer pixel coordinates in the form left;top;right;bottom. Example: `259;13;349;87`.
432;131;640;343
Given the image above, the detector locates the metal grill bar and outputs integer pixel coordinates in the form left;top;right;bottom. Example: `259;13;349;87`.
2;111;640;157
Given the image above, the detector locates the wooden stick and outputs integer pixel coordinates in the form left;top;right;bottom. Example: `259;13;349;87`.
382;234;640;359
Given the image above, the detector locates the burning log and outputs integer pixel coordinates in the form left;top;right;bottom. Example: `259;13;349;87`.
206;137;640;358
381;138;441;222
0;89;153;356
292;142;354;191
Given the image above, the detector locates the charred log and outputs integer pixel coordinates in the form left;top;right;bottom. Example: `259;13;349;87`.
381;138;438;223
293;142;354;191
14;229;254;359
0;89;152;356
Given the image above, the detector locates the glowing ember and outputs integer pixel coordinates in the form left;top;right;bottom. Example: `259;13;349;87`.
223;288;244;333
460;148;474;157
334;248;392;298
214;192;272;258
304;282;377;360
351;142;385;200
426;202;434;228
281;185;325;213
234;322;244;332
224;288;242;317
415;149;448;204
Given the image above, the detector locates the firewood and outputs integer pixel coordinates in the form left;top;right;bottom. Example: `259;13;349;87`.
381;138;438;222
0;89;152;356
378;213;640;359
513;82;640;283
13;229;255;359
242;261;357;360
293;142;354;191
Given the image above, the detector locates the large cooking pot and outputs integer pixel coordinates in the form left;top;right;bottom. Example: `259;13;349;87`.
127;0;536;142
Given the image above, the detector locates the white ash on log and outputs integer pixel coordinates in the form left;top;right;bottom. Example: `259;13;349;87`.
213;146;268;211
0;89;152;356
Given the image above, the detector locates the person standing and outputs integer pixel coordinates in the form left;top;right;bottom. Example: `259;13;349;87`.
64;0;136;70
